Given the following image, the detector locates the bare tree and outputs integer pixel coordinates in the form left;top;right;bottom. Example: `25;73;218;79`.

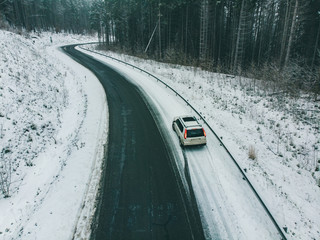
233;0;246;74
199;0;209;61
311;16;320;69
279;0;291;67
284;0;299;68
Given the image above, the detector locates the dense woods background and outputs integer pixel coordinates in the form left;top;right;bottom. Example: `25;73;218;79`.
0;0;320;98
0;0;92;33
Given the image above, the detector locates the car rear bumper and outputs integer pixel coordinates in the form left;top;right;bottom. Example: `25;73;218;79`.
182;138;207;146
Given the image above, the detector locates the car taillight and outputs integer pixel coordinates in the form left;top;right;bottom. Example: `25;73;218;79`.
184;129;187;139
203;128;206;137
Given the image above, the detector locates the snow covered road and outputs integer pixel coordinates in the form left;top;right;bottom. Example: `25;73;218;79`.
2;31;319;240
185;138;281;239
78;46;285;239
63;45;205;240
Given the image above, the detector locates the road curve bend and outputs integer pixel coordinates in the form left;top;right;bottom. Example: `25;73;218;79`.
62;45;205;240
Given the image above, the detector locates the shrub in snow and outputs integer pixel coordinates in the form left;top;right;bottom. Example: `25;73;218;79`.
0;31;67;198
0;149;11;197
248;146;257;160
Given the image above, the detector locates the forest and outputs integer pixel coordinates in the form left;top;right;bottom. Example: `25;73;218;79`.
0;0;320;98
0;0;92;33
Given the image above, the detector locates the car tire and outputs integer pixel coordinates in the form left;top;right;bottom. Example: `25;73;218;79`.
180;139;184;148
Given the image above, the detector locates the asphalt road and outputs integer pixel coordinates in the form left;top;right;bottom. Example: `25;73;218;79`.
62;45;205;240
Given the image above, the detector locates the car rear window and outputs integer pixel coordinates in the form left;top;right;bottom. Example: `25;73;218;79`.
187;129;204;138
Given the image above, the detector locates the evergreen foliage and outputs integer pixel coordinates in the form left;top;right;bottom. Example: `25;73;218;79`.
0;0;93;33
98;0;320;96
0;0;319;96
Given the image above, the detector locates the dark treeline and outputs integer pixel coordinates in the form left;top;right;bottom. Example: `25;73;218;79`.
0;0;93;33
0;0;319;97
91;0;320;98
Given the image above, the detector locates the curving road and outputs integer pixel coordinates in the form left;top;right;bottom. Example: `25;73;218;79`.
62;45;205;240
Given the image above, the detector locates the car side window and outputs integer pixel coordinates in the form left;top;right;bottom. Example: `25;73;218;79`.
176;119;183;132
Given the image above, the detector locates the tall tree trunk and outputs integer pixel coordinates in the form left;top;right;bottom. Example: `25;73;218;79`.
199;0;209;61
279;0;291;67
185;4;188;59
311;18;320;69
233;0;245;74
252;0;262;65
284;0;299;67
158;0;161;59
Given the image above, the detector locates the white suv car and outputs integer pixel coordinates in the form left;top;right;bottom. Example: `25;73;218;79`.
172;115;207;147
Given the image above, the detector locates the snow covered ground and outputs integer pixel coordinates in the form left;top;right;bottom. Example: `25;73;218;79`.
1;29;319;240
0;31;107;239
80;45;320;240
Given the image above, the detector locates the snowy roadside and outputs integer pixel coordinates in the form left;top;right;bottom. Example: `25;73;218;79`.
0;31;107;240
1;28;319;239
79;45;320;240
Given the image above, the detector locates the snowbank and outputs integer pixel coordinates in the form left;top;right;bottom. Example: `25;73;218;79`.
80;45;320;240
0;30;107;239
1;29;319;239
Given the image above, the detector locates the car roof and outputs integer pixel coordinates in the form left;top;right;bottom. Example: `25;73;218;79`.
179;115;202;128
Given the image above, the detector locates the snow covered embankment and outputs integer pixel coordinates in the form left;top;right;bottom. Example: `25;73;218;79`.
82;44;320;240
0;31;107;239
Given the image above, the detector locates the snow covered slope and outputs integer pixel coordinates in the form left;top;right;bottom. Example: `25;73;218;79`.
0;31;107;239
80;45;320;240
1;29;319;240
